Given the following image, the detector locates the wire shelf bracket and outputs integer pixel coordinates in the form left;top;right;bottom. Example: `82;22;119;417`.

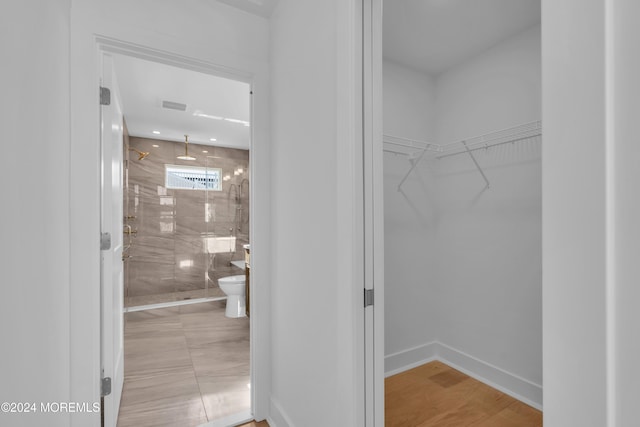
462;141;490;190
382;134;442;191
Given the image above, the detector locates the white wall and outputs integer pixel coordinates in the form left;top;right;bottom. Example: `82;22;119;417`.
383;61;439;364
0;1;71;426
269;0;363;425
383;25;542;405
69;1;272;424
613;1;640;424
434;25;542;143
543;0;640;425
542;0;608;424
433;25;542;386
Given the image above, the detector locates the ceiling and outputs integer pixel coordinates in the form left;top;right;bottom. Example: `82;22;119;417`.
383;0;541;75
114;1;539;146
113;55;251;149
213;0;278;18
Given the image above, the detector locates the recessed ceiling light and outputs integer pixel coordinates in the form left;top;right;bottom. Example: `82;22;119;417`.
210;138;217;142
152;130;161;135
202;150;208;153
152;144;160;148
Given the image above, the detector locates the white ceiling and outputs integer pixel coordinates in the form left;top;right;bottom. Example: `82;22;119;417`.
213;0;278;18
113;55;251;149
383;0;541;75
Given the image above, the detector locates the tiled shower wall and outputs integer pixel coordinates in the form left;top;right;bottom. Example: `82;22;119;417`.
125;136;249;307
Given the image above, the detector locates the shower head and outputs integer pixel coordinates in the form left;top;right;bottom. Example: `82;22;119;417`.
177;134;196;161
129;148;150;161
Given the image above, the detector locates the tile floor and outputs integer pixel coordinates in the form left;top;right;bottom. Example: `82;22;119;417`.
117;300;250;427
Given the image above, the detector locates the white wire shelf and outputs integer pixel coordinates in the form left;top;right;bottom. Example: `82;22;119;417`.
382;134;441;158
383;121;542;191
435;120;542;159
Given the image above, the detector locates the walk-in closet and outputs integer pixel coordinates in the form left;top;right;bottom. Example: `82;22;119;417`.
382;1;543;425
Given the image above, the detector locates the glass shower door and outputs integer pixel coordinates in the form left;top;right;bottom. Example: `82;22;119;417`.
203;153;248;298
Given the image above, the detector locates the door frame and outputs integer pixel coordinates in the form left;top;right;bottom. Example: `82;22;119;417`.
362;0;385;425
69;33;271;425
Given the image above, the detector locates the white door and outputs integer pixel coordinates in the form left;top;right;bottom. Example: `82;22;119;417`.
100;53;125;427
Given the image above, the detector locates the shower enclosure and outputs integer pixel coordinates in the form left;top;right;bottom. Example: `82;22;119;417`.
123;136;249;310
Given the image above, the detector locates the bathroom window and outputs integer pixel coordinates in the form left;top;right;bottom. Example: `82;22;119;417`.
165;164;222;191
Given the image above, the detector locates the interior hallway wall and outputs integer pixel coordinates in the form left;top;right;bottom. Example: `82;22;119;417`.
432;24;542;389
383;61;439;368
269;0;339;424
0;1;72;426
613;0;640;424
542;0;608;424
269;0;363;425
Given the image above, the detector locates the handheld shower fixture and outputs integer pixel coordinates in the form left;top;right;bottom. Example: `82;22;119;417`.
129;148;150;160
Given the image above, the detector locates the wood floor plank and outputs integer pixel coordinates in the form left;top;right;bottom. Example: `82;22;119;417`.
471;400;543;427
386;361;542;427
237;421;269;427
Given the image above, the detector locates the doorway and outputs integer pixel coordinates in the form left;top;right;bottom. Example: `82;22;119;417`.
378;0;543;425
98;41;261;427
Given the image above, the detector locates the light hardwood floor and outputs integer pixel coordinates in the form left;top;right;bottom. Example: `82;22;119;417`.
117;300;250;427
238;421;269;427
386;361;542;427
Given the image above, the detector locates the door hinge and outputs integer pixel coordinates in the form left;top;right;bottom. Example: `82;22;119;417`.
364;289;374;307
100;86;111;106
101;377;112;397
100;232;112;250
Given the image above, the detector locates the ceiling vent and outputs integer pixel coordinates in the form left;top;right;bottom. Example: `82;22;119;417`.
162;100;187;111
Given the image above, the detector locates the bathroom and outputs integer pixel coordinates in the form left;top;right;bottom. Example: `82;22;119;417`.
114;54;254;426
124;135;250;309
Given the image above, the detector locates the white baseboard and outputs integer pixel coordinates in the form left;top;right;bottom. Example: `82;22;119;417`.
385;341;438;377
436;342;543;410
268;396;294;427
384;341;543;410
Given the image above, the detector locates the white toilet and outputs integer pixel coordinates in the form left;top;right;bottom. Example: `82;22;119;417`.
218;275;246;318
